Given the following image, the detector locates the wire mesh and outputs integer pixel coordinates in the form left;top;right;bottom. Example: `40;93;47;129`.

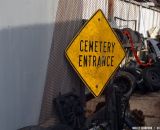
39;0;83;125
39;0;160;127
113;0;160;37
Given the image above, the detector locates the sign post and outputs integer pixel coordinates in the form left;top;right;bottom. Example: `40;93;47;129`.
65;9;125;97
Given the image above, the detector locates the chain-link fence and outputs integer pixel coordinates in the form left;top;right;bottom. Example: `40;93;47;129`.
39;0;160;127
114;0;160;37
82;0;160;36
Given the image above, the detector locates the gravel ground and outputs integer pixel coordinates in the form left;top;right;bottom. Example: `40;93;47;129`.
130;91;160;126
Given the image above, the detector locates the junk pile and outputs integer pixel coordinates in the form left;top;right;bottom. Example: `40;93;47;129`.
19;26;160;130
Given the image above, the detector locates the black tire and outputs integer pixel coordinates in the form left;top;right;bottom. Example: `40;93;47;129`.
55;94;85;130
122;28;137;43
113;71;136;97
123;34;129;44
153;62;160;68
114;28;130;44
134;31;141;43
113;28;125;43
121;68;143;90
142;66;160;91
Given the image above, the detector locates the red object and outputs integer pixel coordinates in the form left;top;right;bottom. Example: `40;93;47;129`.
123;30;152;67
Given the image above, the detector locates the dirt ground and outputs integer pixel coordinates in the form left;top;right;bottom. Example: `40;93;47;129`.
130;91;160;126
40;91;160;128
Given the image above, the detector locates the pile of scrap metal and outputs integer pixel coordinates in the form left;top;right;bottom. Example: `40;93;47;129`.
19;85;132;130
52;76;144;130
19;22;160;130
113;27;160;92
51;66;145;130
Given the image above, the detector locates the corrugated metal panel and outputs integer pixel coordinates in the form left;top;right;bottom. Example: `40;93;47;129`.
114;0;160;36
114;0;140;30
82;0;108;19
82;0;160;36
0;0;59;129
139;7;160;36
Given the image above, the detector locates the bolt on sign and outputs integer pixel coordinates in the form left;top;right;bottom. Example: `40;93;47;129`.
65;9;125;97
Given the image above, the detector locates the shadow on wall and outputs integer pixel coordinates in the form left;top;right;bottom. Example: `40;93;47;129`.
0;24;54;130
39;19;85;127
0;19;85;130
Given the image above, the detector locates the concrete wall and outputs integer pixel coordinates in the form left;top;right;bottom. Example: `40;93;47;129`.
0;0;59;130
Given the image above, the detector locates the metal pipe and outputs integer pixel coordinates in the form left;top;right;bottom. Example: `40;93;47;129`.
121;0;160;13
108;0;115;21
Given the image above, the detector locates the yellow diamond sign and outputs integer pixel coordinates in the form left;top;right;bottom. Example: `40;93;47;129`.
65;9;126;97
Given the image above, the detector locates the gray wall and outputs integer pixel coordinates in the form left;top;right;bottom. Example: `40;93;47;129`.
0;0;59;130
